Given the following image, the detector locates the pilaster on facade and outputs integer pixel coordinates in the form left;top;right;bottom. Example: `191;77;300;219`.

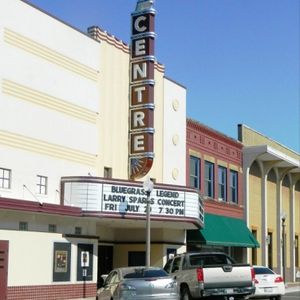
290;173;300;281
274;167;296;280
289;173;296;282
242;151;260;262
258;160;279;266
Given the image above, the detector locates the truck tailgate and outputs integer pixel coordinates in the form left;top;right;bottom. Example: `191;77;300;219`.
203;265;252;288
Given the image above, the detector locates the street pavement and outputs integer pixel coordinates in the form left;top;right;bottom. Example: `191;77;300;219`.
286;282;300;293
69;283;300;300
274;283;300;300
284;291;300;299
278;283;300;300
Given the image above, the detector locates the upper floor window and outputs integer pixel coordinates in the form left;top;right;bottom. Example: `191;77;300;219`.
37;175;47;195
48;224;57;233
190;156;200;189
218;166;227;201
230;170;238;203
0;168;11;189
205;161;214;198
104;167;112;178
75;226;82;235
19;221;28;231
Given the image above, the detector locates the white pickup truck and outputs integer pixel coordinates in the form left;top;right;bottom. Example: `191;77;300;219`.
164;252;255;300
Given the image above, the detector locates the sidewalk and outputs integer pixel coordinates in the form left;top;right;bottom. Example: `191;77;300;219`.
68;298;96;300
286;282;300;293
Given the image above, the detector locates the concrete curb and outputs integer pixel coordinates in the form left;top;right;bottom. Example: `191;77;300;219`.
68;298;96;300
286;283;300;294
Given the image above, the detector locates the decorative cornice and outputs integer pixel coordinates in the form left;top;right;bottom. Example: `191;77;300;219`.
187;118;242;148
155;63;165;73
88;26;129;53
187;118;243;164
87;26;165;73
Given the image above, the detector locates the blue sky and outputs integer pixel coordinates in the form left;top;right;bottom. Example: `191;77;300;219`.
27;0;300;152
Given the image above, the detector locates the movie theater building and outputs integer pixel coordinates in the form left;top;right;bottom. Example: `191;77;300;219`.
185;119;259;263
0;1;203;299
239;125;300;283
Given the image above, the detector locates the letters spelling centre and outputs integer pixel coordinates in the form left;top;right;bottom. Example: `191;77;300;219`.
129;5;156;179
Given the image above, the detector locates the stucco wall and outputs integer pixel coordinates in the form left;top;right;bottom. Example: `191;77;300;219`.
0;0;100;203
0;229;97;286
162;78;186;186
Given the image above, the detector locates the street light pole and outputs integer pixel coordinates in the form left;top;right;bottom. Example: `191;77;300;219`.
281;214;286;282
143;177;153;268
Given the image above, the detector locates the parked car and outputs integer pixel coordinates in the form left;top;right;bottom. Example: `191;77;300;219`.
164;252;255;299
250;266;285;300
97;266;179;300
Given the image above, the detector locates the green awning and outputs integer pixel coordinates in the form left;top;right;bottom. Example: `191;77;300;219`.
187;213;260;248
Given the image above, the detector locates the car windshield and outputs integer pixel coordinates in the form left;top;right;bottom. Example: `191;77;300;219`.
254;267;274;275
122;268;168;278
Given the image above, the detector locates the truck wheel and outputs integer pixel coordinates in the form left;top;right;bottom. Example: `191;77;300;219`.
181;286;193;300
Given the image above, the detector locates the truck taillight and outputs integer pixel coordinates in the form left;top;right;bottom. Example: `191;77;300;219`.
251;267;255;281
197;268;204;282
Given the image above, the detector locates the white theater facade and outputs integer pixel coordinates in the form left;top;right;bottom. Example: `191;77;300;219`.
0;0;203;299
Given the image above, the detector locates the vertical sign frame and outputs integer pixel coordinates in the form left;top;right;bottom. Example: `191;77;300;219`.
129;0;156;179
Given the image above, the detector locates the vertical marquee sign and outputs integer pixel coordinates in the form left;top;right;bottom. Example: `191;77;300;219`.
129;0;156;179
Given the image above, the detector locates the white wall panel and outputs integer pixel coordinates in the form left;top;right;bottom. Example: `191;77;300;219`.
0;95;97;154
163;78;187;186
0;229;97;286
1;45;99;111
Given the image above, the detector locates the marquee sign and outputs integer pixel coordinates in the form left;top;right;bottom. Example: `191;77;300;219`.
62;178;204;227
129;0;156;179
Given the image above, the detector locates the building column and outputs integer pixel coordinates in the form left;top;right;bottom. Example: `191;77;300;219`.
260;164;268;266
259;161;277;266
243;153;258;263
290;173;300;282
290;175;295;282
275;167;294;281
275;172;283;277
